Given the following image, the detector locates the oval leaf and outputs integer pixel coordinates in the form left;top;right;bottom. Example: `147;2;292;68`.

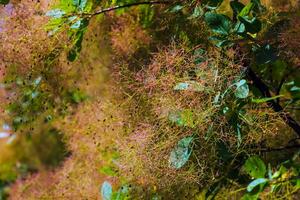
244;156;266;178
235;79;249;99
169;136;193;169
101;181;113;200
204;12;232;35
46;9;65;19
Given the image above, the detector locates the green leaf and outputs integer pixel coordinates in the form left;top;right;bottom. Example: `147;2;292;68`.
67;30;85;61
204;12;232;35
168;110;195;128
244;156;266;178
114;185;130;200
70;19;82;29
169;136;193;169
241;193;259;200
216;39;233;48
189;6;204;19
46;9;66;19
234;22;246;34
238;2;254;17
251;95;282;103
0;0;9;5
205;0;223;9
99;166;117;177
170;5;184;13
33;76;42;87
174;81;204;92
247;178;268;192
235;79;249;99
101;181;113;200
239;16;262;34
79;0;87;11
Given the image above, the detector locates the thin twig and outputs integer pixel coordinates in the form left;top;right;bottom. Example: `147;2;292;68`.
258;144;300;153
83;1;172;18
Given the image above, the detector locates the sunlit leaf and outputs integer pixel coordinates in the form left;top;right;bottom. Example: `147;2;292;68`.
169;136;193;169
235;79;249;99
114;185;130;200
238;2;254;17
251;95;282;103
70;19;82;29
234;22;246;34
247;178;268;192
99;166;117;177
46;9;66;19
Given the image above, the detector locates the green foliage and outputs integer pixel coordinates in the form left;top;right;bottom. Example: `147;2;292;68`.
0;0;9;5
46;0;93;61
244;156;266;178
235;79;249;99
169;136;193;169
100;181;131;200
5;75;87;130
168;110;195;128
204;13;232;35
242;154;300;198
247;178;268;192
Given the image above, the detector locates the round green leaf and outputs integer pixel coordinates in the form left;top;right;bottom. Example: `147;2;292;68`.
204;12;232;35
244;156;266;178
235;79;249;99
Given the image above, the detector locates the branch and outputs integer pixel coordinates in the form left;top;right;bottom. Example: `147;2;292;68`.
258;144;300;153
247;68;300;137
84;1;172;18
